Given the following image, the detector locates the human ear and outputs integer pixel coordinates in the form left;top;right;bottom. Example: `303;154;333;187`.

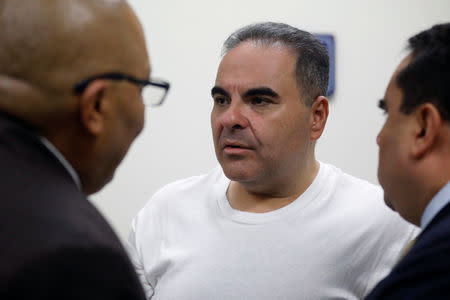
411;103;442;159
78;80;109;135
310;96;329;140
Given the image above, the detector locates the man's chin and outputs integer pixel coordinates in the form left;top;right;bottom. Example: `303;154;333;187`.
82;171;116;196
383;193;396;211
223;170;252;182
221;164;256;183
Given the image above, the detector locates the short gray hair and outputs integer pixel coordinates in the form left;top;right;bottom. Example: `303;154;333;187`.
223;22;329;105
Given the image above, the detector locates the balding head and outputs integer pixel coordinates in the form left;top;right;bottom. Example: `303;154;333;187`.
0;0;150;194
0;0;149;128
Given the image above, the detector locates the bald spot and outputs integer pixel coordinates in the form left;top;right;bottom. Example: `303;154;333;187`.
0;0;149;128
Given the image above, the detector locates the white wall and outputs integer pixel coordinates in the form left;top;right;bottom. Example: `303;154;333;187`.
91;0;450;241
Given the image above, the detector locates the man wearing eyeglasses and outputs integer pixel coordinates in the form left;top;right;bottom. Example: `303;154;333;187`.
128;22;416;299
0;0;168;298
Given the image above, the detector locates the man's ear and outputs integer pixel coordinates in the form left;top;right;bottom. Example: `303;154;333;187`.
78;80;109;135
310;96;329;140
411;103;442;159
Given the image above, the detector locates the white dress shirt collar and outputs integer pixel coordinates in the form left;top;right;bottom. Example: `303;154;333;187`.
421;181;450;230
40;137;82;190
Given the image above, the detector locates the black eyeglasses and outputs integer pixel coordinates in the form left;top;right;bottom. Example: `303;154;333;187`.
73;72;170;106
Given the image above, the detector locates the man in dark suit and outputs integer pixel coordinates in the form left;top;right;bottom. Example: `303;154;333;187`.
366;23;450;299
0;0;168;298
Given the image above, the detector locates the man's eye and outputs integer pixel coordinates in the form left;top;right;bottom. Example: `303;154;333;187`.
378;99;387;114
251;97;270;105
213;96;228;105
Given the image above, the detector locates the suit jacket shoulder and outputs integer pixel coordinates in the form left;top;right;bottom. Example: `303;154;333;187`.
366;203;450;299
0;113;145;299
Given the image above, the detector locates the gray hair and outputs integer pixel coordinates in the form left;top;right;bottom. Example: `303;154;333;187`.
222;22;329;105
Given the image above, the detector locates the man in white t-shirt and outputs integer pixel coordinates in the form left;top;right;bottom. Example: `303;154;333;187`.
127;22;417;299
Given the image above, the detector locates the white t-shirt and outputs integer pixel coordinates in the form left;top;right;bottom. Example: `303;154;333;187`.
127;162;418;300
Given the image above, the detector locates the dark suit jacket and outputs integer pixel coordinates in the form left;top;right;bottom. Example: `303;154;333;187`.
0;112;146;299
366;200;450;299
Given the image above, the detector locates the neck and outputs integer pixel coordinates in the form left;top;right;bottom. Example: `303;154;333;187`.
227;159;320;213
402;145;450;225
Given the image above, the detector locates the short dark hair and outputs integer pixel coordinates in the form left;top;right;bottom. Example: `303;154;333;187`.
397;23;450;121
222;22;329;106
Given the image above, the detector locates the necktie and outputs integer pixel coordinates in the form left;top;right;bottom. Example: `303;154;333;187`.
397;237;417;263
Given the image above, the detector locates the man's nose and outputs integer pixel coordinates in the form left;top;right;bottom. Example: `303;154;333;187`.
376;131;382;146
220;100;249;130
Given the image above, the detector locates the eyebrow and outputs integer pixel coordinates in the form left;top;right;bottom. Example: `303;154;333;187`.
211;86;280;100
378;98;386;110
243;87;279;98
211;86;230;98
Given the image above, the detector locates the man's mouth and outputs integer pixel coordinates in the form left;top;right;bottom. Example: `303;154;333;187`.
222;141;253;154
222;141;251;149
225;144;247;149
